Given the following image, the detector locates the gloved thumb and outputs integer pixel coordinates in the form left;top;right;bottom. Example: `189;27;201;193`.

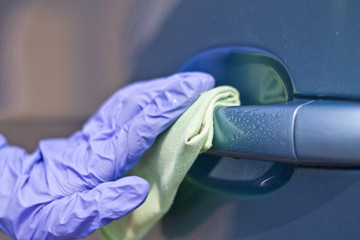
31;176;149;239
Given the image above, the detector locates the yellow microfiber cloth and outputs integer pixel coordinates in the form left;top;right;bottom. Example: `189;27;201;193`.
98;86;240;240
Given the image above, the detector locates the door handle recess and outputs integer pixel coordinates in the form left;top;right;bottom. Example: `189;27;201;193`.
180;46;360;167
209;99;360;167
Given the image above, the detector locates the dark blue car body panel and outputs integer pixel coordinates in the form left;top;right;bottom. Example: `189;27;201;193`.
132;1;360;239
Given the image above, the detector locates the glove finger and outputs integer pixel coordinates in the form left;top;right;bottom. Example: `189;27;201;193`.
118;72;214;173
115;72;215;128
108;72;204;105
83;72;211;135
32;176;149;239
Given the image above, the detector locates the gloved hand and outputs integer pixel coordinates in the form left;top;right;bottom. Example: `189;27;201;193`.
0;72;214;240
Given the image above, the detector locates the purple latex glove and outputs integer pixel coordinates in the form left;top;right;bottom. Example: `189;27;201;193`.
0;72;214;240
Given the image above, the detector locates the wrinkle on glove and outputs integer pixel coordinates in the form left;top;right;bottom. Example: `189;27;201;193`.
99;86;240;240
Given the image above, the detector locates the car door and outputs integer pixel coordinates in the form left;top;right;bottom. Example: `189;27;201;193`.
129;1;360;239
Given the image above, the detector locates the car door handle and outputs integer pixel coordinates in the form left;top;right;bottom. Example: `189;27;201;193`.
179;46;360;167
209;99;360;167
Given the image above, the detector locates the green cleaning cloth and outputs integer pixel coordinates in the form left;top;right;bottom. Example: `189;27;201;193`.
98;86;240;240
